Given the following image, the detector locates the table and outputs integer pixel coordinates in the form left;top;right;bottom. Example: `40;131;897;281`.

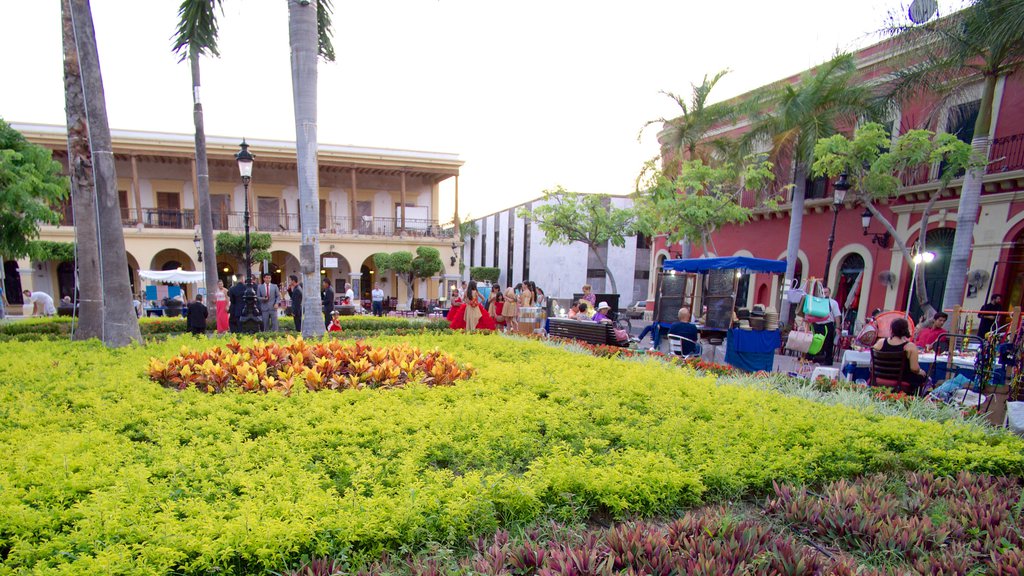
840;349;1004;384
724;328;782;372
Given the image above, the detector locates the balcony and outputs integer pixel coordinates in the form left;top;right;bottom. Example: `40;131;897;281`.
991;133;1024;173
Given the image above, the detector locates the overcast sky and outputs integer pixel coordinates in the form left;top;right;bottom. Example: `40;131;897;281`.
1;0;961;222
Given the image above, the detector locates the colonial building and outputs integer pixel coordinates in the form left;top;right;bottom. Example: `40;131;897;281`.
653;38;1024;330
460;196;651;307
5;123;463;310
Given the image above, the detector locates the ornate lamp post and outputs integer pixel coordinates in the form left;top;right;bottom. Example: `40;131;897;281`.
235;140;261;333
193;232;203;263
822;173;850;287
860;208;892;248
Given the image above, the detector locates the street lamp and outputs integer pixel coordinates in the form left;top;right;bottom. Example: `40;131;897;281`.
861;208;892;248
235;139;261;333
905;249;936;319
822;172;850;288
193;232;203;263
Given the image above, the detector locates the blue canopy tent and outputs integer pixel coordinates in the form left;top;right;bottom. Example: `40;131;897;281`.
659;256;786;372
661;256;787;274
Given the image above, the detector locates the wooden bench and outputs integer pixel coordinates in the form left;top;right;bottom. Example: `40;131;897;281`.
548;318;624;347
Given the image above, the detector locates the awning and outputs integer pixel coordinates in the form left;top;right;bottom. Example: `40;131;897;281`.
662;256;787;274
139;269;205;284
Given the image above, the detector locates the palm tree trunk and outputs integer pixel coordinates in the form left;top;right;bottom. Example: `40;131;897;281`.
779;163;808;323
61;0;102;341
190;46;219;300
68;0;141;347
289;0;324;337
941;73;998;319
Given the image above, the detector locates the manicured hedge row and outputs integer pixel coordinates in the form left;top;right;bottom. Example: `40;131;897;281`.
0;334;1021;574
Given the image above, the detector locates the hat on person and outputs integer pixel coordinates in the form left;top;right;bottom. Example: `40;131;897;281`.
597;301;610;311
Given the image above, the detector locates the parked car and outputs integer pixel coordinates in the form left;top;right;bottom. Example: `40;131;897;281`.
626;300;648;319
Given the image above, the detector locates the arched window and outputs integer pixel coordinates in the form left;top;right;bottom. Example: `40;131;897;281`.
836;253;865;329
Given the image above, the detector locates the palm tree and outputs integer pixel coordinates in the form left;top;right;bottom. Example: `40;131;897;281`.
60;0;103;340
288;0;334;337
887;0;1024;316
63;0;142;347
172;0;224;306
746;53;877;322
640;70;734;257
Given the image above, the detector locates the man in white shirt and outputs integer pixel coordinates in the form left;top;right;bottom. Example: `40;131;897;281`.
343;282;355;306
371;282;385;316
23;290;57;316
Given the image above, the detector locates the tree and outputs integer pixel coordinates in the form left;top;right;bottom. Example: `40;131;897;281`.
745;52;878;322
812;122;974;317
374;247;443;307
0;119;68;259
517;187;636;295
62;0;141;347
215;231;272;272
172;0;224;313
288;0;335;338
470;267;501;284
634;156;777;256
885;0;1024;315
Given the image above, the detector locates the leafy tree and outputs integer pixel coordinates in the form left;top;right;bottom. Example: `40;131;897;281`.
172;0;224;308
374;247;443;307
215;231;272;276
0;119;68;260
885;0;1024;313
459;218;479;241
26;241;76;263
470;267;501;284
289;0;336;338
517;187;636;295
61;0;141;347
634;156;777;257
812;122;974;316
745;52;878;322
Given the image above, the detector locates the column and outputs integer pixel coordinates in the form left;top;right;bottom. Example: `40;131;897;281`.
400;171;407;233
350;169;359;233
131;154;143;226
349;271;362;306
190;158;199;229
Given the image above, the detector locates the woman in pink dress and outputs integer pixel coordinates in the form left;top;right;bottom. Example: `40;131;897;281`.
214;280;230;334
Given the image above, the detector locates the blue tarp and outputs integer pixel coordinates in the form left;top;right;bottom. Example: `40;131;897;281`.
662;256;787;274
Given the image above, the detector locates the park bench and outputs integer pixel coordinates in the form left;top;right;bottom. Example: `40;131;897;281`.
548;317;624;347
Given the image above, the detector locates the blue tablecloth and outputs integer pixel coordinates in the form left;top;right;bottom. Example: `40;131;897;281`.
724;329;781;372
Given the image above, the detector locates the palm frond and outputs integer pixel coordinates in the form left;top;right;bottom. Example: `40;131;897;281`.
317;0;336;62
171;0;224;62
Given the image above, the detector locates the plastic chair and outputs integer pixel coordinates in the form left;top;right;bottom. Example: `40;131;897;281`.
668;334;703;359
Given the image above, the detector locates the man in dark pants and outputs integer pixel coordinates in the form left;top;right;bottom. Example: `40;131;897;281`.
228;279;247;333
321;279;334;329
186;294;208;336
288;274;303;332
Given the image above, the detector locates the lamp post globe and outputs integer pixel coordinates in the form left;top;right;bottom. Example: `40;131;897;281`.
235;140;261;334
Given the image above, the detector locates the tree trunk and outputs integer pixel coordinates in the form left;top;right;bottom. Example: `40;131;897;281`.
61;0;103;341
402;273;415;308
289;0;324;337
779;163;808;323
589;244;618;295
68;0;141;347
190;46;219;300
912;193;941;319
941;73;998;321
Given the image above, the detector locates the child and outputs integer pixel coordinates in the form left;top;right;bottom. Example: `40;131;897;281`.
503;286;519;333
327;310;342;332
488;284;505;330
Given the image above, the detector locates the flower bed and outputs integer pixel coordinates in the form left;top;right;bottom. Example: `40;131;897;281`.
149;337;473;393
1;334;1022;574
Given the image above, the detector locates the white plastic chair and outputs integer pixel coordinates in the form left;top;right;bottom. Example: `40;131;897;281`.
668;334;703;359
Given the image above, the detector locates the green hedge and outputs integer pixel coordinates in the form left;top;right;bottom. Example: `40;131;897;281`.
0;334;1021;574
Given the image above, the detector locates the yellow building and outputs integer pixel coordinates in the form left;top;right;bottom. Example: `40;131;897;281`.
6;123;463;312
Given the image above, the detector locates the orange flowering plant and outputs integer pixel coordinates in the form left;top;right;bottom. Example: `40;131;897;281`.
148;336;474;394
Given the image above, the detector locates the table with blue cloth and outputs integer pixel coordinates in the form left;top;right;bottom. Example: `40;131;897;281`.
724;328;781;372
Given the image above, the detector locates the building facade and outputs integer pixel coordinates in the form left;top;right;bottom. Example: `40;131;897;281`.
460;196;650;307
653;39;1024;330
4;123;463;310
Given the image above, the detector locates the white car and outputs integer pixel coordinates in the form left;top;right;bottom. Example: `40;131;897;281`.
626;300;649;318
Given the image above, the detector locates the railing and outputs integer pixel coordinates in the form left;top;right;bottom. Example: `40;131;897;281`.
991;133;1024;173
143;208;195;229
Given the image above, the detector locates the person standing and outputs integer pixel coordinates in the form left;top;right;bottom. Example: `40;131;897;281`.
343;282;355;306
804;287;841;365
186;294;208;336
214;280;230;334
371;282;385;317
977;294;1003;337
287;275;303;332
321;279;335;329
23;290;57;317
258;273;280;332
227;279;246;333
581;284;596;307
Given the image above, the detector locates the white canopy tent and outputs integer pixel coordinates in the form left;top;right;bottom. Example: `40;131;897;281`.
139;269;205;285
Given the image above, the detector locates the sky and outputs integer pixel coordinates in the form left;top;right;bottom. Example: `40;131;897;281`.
1;0;961;222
